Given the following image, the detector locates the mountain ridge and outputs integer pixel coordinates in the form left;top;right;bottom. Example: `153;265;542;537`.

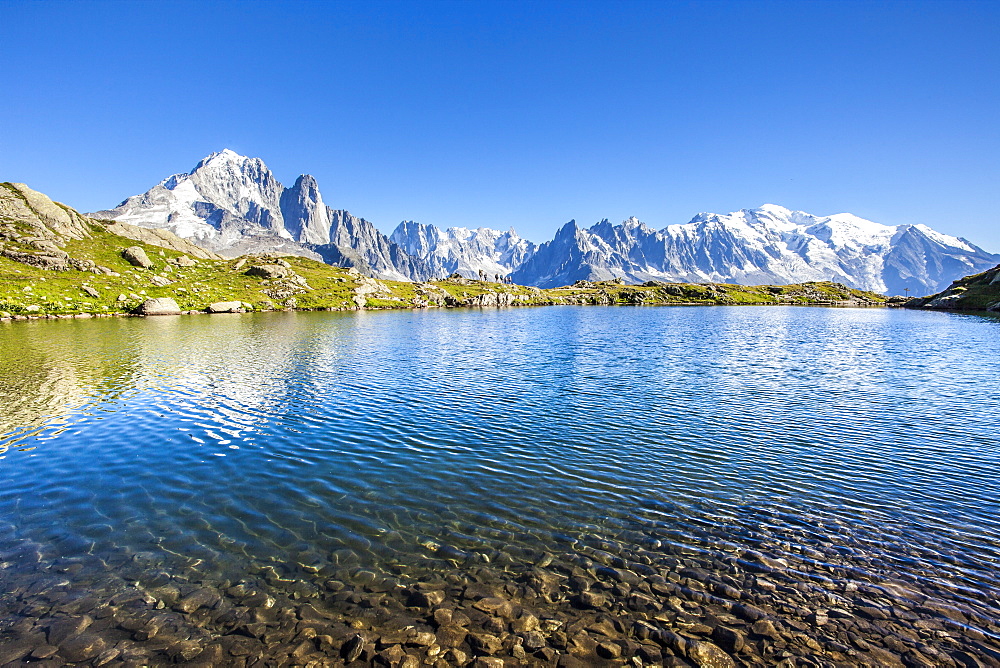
92;150;1000;294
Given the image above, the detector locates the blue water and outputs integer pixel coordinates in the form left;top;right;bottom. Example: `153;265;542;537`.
1;305;999;663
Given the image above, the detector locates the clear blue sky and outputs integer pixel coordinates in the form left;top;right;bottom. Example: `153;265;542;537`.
2;0;998;251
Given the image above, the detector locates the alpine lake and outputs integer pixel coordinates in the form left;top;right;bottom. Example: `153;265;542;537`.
1;305;998;667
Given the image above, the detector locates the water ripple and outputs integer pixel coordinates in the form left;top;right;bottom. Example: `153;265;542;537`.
1;307;1000;656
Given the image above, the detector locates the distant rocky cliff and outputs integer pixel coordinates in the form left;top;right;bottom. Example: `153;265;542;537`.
93;150;1000;294
390;221;536;281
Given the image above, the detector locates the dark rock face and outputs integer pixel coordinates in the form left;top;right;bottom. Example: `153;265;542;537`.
280;175;331;245
309;210;435;282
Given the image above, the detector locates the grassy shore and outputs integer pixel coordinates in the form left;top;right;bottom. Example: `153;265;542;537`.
0;181;887;321
905;264;1000;312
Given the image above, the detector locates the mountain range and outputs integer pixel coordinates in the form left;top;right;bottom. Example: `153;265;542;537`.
93;150;1000;295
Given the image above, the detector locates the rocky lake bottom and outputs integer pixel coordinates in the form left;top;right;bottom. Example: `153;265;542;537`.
1;306;998;667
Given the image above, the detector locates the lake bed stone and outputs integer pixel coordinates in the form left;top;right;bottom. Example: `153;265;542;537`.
47;614;93;645
59;633;106;662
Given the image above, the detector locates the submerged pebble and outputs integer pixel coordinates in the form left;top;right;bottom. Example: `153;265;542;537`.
0;520;998;666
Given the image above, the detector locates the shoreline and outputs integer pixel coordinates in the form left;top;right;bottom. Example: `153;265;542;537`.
0;299;894;324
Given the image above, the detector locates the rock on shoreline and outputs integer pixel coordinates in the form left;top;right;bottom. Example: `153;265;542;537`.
135;297;182;315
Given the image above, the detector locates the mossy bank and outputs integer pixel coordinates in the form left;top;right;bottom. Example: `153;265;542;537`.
0;182;887;321
905;263;1000;313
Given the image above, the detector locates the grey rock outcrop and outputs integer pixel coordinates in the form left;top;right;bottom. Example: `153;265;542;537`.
351;275;390;307
135;297;182;315
0;182;91;240
0;249;69;270
122;246;154;268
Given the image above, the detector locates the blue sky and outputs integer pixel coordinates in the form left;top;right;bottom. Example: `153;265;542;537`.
2;0;998;250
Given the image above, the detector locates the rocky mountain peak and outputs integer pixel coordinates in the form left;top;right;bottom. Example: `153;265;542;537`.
193;148;247;169
280;174;331;245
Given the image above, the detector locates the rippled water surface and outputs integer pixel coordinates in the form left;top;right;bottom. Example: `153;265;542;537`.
1;306;999;666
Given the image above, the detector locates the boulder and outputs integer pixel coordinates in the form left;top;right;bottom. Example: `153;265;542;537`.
685;639;736;668
150;275;171;287
82;286;100;298
171;255;196;267
136;297;182;316
245;264;288;279
122;246;154;268
207;301;243;313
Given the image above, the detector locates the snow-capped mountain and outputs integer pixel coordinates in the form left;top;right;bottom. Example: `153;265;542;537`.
94;150;301;254
511;206;1000;294
93;150;999;294
93;150;519;282
390;222;537;280
92;150;424;278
